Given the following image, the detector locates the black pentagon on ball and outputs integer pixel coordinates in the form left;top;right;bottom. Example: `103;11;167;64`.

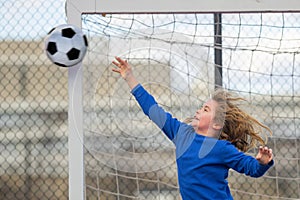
62;27;76;38
47;42;57;55
67;48;80;60
83;35;88;47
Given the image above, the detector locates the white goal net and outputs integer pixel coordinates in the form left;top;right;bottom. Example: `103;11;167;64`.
79;13;300;200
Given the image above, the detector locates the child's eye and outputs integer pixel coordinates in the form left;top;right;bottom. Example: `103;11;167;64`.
203;106;210;112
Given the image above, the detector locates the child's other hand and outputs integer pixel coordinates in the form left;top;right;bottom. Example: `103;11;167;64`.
255;146;273;165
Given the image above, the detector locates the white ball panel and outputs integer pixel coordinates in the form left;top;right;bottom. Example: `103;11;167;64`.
56;37;73;53
51;51;69;64
72;34;85;49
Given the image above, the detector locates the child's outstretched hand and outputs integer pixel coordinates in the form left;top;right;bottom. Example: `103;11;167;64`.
112;56;132;79
112;56;139;90
255;146;273;165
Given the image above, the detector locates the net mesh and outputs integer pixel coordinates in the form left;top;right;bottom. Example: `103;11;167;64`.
81;13;300;200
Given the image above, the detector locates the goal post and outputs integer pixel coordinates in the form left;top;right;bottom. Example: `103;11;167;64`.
66;1;300;200
66;3;84;200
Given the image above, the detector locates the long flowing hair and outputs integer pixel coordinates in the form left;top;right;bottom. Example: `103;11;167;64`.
212;89;272;152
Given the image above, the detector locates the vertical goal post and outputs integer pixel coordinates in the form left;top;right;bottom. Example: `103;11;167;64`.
66;0;300;200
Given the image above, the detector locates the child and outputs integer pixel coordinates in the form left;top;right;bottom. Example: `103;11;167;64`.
112;56;274;200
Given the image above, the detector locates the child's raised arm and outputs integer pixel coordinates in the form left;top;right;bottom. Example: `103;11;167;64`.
112;56;139;90
111;56;183;140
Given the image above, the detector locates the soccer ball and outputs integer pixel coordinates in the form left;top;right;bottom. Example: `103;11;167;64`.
44;24;88;67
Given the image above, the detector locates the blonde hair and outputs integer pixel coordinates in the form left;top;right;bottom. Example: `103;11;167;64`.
212;89;272;152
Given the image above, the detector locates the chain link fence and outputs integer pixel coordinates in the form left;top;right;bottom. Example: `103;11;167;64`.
1;1;300;200
0;0;68;199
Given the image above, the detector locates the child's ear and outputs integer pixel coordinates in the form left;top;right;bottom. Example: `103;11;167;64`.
212;123;222;130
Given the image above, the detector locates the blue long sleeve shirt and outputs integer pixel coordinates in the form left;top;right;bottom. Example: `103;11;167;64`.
131;84;274;200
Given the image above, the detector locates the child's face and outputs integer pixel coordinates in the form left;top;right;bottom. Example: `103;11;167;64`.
191;99;218;134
